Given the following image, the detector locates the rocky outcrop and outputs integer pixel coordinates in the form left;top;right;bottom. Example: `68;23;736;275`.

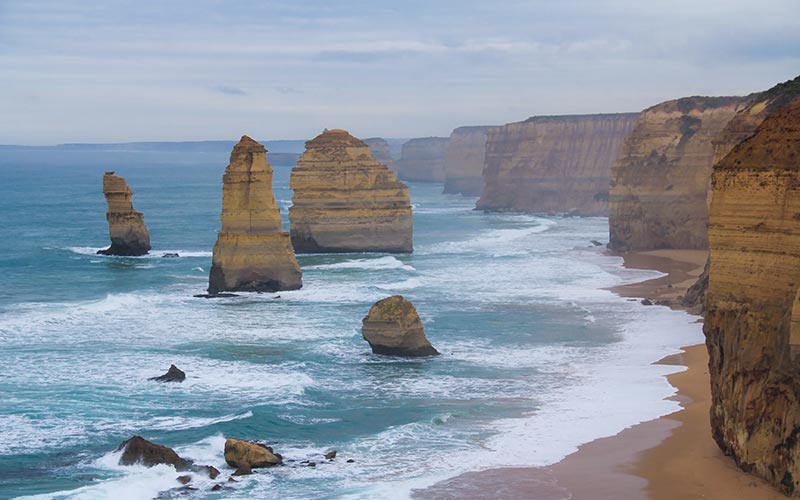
149;364;186;383
208;136;302;294
608;97;747;250
363;137;395;170
394;137;449;182
476;113;638;215
705;100;800;495
97;172;151;256
224;438;282;468
362;295;438;357
443;126;494;196
289;129;413;253
117;436;220;478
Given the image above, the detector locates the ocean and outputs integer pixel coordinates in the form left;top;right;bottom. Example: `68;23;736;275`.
0;149;703;499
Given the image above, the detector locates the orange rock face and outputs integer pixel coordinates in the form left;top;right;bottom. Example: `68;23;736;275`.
395;137;449;182
476;113;637;215
608;97;747;250
208;136;302;293
443;126;494;196
705;100;800;495
289;129;413;253
98;172;151;256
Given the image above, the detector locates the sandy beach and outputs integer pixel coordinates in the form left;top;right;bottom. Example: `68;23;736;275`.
415;250;784;500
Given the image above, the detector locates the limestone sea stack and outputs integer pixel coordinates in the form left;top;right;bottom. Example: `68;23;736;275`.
608;96;747;250
705;100;800;495
289;129;413;253
362;295;438;357
97;172;151;256
394;137;449;182
476;113;638;215
363;137;395;171
442;126;494;196
207;136;302;294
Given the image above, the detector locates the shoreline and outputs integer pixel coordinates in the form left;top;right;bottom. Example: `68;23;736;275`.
415;249;782;500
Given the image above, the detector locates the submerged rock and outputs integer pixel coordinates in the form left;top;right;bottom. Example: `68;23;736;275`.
224;438;282;469
208;136;302;294
289;129;413;253
149;364;186;383
97;172;151;256
362;295;439;357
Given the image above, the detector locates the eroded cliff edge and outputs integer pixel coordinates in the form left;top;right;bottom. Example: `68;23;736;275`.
363;137;395;171
442;126;494;196
98;172;151;256
208;136;302;293
476;113;637;215
289;129;413;253
395;137;449;182
705;100;800;495
608;96;747;250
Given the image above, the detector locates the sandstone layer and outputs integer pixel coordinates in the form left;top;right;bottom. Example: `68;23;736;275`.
394;137;449;182
705;100;800;495
362;295;438;357
476;113;638;215
208;136;302;294
224;438;282;468
608;97;747;250
443;126;494;196
98;172;151;256
363;137;395;170
289;129;413;253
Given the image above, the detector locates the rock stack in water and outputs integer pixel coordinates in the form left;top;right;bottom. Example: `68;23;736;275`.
443;126;494;196
98;172;151;256
208;136;302;294
394;137;449;182
362;295;438;357
289;129;413;253
705;100;800;495
363;137;395;171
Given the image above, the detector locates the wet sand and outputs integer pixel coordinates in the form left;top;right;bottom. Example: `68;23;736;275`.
414;250;783;500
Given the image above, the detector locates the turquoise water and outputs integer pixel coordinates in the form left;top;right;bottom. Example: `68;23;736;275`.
0;150;703;499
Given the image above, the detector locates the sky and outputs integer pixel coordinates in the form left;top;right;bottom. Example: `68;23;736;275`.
1;0;798;144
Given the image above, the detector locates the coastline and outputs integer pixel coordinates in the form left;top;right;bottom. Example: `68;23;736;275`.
415;249;783;500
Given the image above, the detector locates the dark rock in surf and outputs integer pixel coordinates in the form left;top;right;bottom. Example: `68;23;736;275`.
118;435;191;470
149;364;186;383
324;450;337;460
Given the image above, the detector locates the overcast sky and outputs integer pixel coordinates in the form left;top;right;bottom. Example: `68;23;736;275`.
1;0;798;144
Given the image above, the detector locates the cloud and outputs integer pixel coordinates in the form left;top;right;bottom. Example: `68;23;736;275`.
213;86;247;96
275;86;303;94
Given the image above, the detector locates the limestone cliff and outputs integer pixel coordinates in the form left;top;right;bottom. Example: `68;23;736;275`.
705;100;800;495
395;137;449;182
443;126;494;196
608;96;747;250
476;114;637;215
289;129;413;253
363;137;395;170
98;172;151;256
208;136;302;294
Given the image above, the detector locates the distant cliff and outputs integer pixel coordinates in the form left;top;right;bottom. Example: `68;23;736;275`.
476;113;637;215
443;126;494;196
395;137;449;182
608;96;747;250
363;137;395;170
705;100;800;495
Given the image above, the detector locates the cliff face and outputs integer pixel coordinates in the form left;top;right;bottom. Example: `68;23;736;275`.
608;96;747;250
98;172;151;256
289;129;413;253
363;137;395;170
442;126;494;196
705;100;800;495
394;137;449;182
476;114;637;215
208;136;302;293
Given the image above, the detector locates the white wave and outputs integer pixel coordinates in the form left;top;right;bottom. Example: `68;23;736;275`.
421;218;556;256
64;247;211;258
374;277;424;291
305;256;415;272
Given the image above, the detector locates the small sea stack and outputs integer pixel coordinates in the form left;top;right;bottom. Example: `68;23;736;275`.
97;172;151;256
362;295;439;357
289;129;413;253
207;136;302;294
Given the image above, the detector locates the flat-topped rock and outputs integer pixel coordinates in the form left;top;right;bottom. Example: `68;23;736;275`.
97;172;151;256
362;295;438;357
394;137;449;182
208;136;302;294
289;129;413;253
